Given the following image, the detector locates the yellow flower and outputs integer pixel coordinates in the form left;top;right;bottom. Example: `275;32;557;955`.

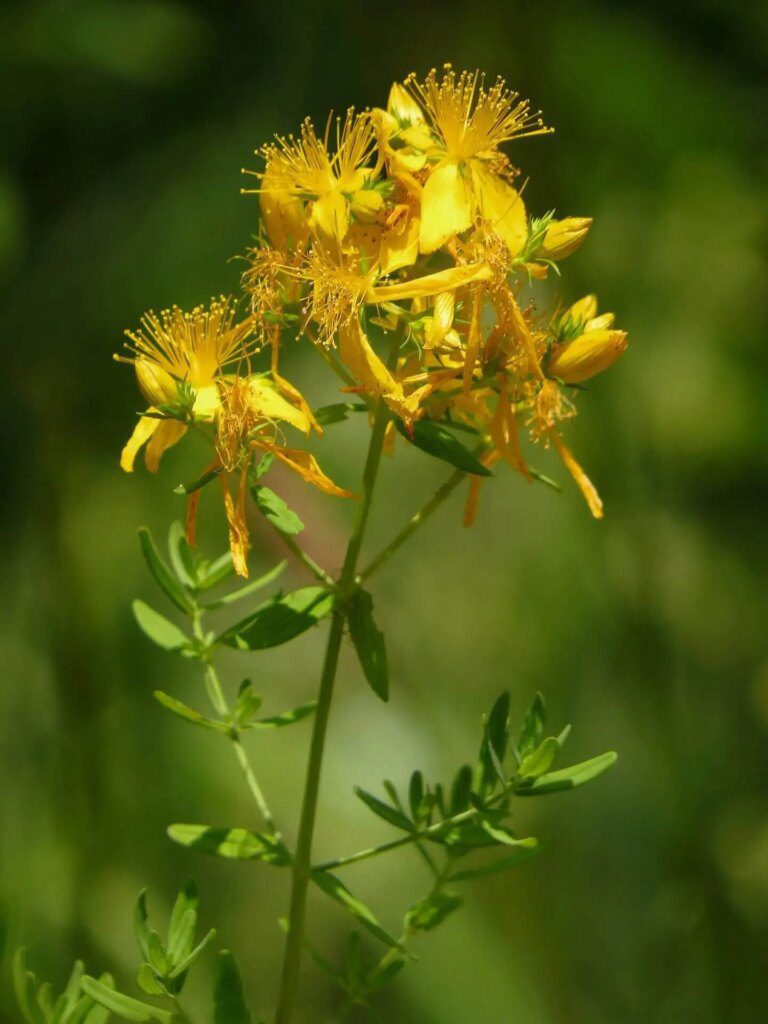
536;216;592;261
547;296;627;384
116;297;256;473
245;110;378;243
403;66;551;254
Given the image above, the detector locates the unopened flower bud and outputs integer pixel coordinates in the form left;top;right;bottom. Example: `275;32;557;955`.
547;329;628;384
350;189;385;223
135;357;176;405
566;294;598;323
538;217;592;260
387;82;424;125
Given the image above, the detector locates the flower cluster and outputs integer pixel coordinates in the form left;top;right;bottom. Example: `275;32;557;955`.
118;65;627;573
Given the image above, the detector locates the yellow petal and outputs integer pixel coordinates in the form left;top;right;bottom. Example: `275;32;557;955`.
338;319;421;428
120;415;159;472
419;162;473;253
308;190;349;240
248;377;311;434
262;443;357;498
144;419;187;473
472;164;527;256
368;261;491;303
547;329;628;384
424;292;455;347
378;213;420;276
270;364;323;436
585;312;615;331
260;166;308;251
192;383;221;421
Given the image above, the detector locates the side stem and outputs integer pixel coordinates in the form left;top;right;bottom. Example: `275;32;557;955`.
274;333;399;1024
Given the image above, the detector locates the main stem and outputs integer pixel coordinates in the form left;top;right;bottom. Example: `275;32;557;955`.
274;336;398;1024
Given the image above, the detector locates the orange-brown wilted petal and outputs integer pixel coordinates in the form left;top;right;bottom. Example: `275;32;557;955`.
219;469;251;577
550;432;604;519
257;441;357;499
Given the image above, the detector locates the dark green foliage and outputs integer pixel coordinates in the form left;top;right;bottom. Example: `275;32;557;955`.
347;588;389;701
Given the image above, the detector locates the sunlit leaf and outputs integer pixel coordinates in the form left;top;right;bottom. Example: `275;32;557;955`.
200;560;286;610
132;600;190;652
446;843;542;882
244;701;318;730
517;736;560;780
167;824;291;864
80;977;173;1023
167;521;200;588
251;485;304;535
515;751;618;795
517;692;546;760
347;589;388;701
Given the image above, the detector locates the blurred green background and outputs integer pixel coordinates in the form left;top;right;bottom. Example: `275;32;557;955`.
2;1;767;1020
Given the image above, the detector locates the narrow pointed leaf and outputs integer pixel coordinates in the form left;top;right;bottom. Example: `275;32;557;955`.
405;891;462;932
347;589;388;701
313;402;367;426
167;824;291;864
480;821;538;848
213;951;251;1024
13;949;44;1024
138;528;195;613
153;691;228;732
354;787;414;833
134;890;151;961
311;871;402;950
201;560;287;610
197;551;234;590
447;843;542;882
136;964;164;997
167;521;200;588
218;587;334;650
395;417;492;476
516;751;617;795
132;601;190;652
168;928;216;978
245;701;318;730
80;977;173;1023
168;902;197;966
517;692;546;759
517;736;561;780
251;485;304;535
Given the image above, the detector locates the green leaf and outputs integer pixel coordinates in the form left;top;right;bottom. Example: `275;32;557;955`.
311;872;402;950
313;402;367;426
61;960;86;1014
446;843;542;882
479;692;510;789
81;974;115;1024
480;821;538;849
134;890;151;962
213;951;251;1024
168;881;198;964
167;928;216;978
517;692;546;760
153;691;228;732
138;527;195;614
354;787;414;833
147;931;167;975
167;521;199;589
449;765;473;814
80;977;173;1023
218;587;334;650
515;751;618;796
517;736;561;780
244;701;318;730
132;600;190;652
251;449;274;479
251;485;304;535
347;589;388;701
405;891;462;932
395;418;492;476
408;770;425;822
136;964;164;998
201;560;286;610
167;824;291;864
197;551;234;590
234;682;263;727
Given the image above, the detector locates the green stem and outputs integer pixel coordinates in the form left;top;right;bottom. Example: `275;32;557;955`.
270;527;334;587
274;330;401;1024
358;466;466;582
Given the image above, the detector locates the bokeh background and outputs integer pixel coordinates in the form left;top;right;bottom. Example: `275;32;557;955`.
2;1;767;1021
